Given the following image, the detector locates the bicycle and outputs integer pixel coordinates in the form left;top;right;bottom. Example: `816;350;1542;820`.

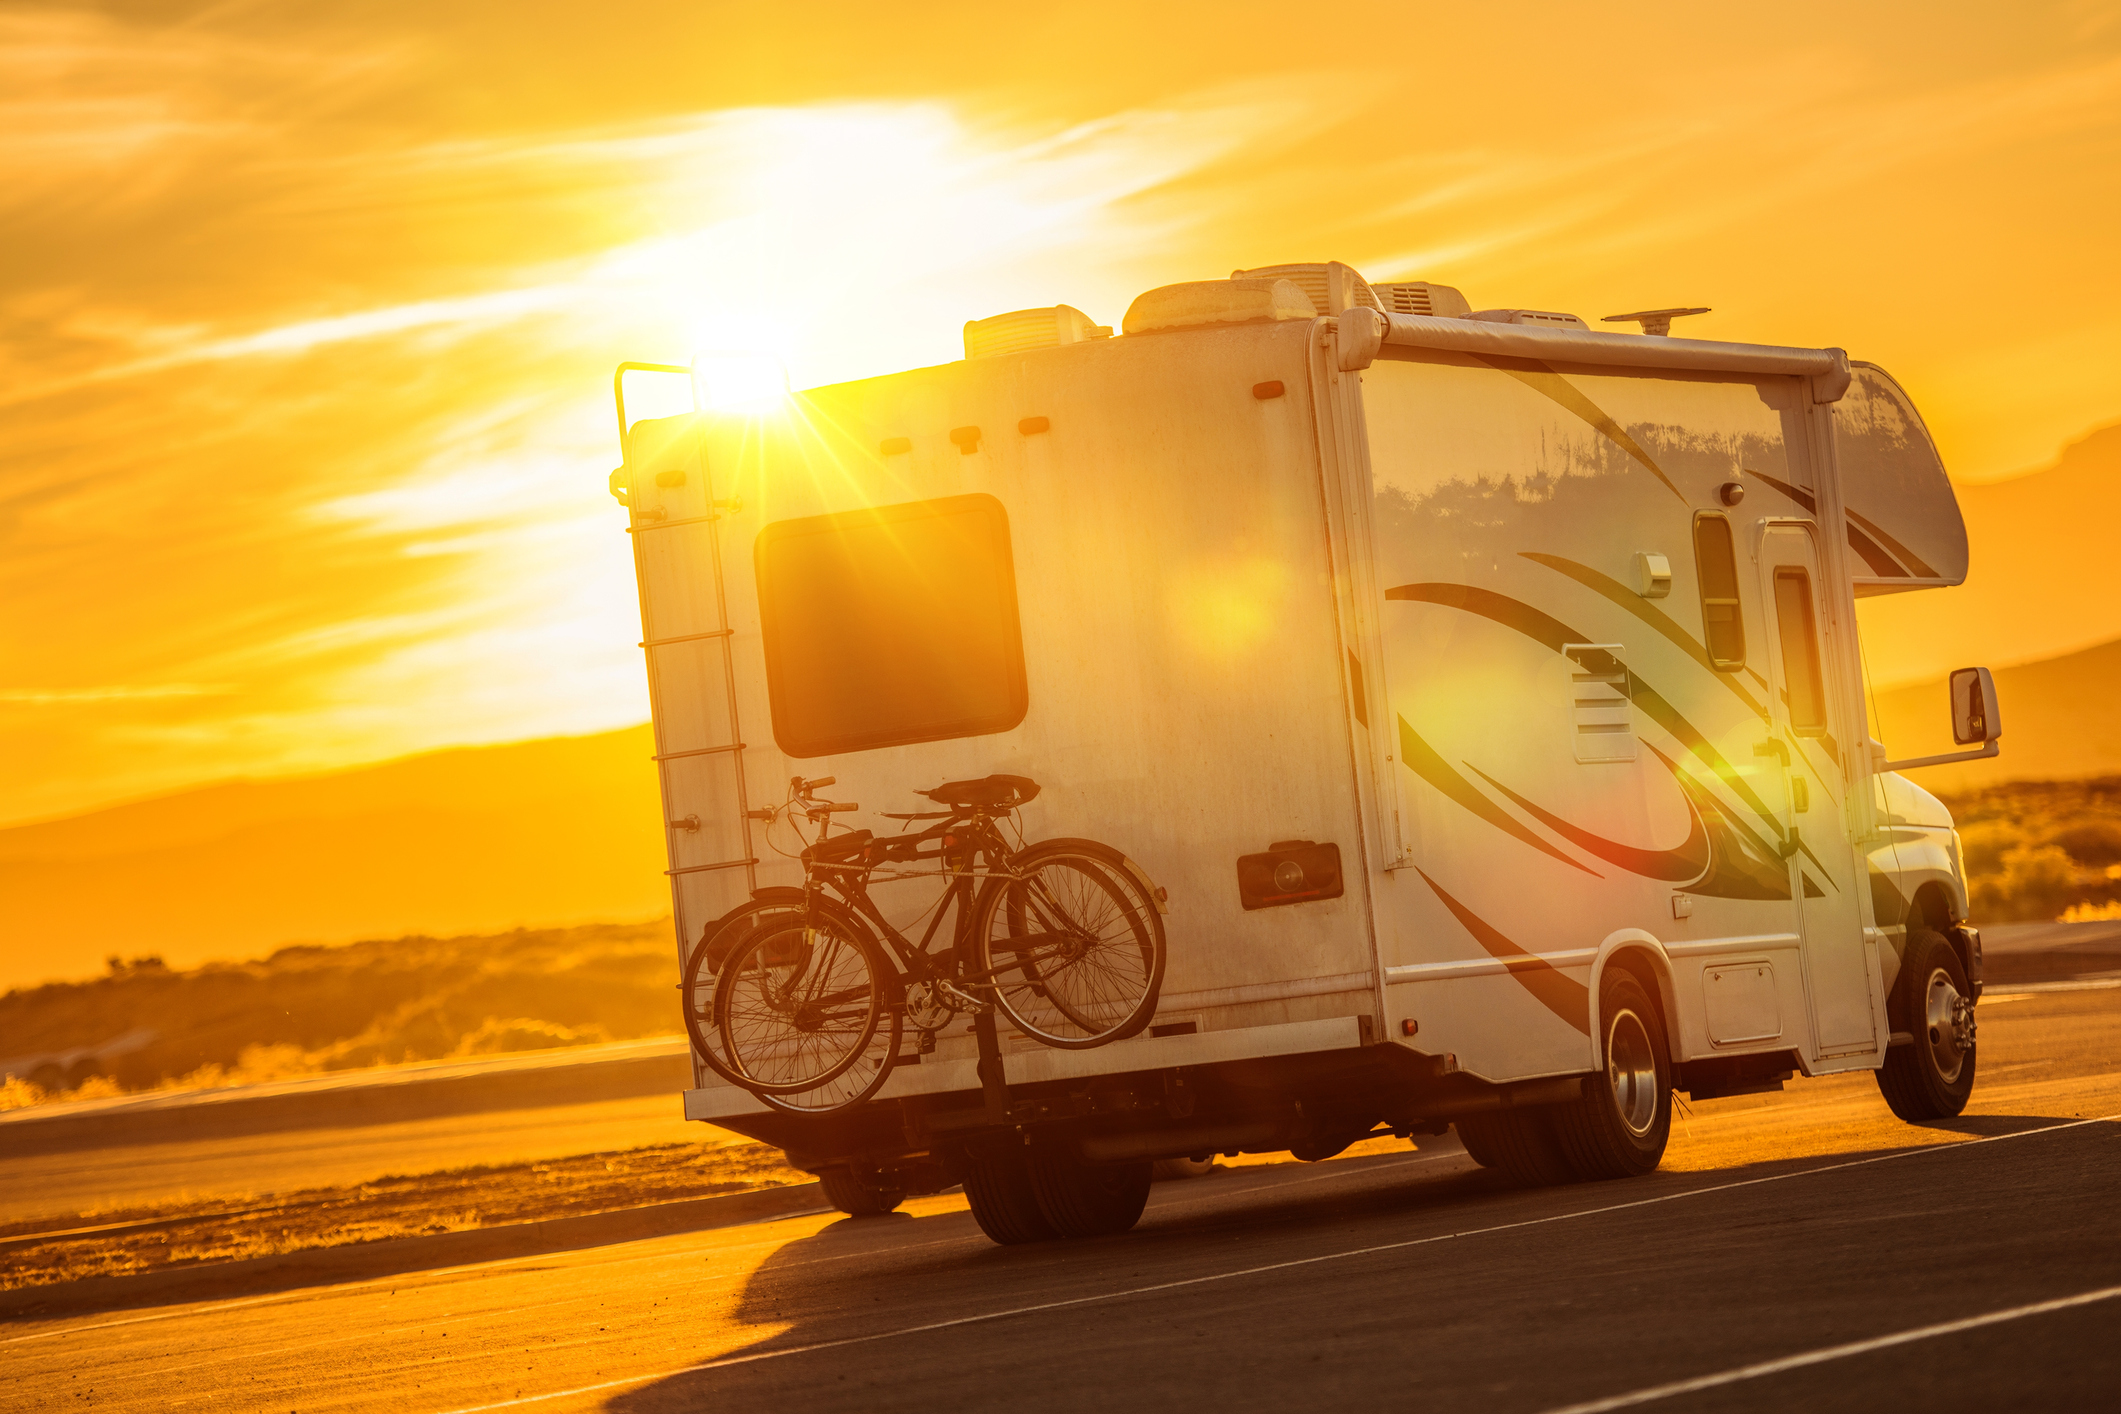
694;773;1166;1114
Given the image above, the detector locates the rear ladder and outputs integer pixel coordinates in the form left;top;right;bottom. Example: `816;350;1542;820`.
612;364;759;1083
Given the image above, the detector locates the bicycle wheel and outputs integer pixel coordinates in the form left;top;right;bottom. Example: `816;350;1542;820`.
716;911;891;1095
681;892;805;1086
750;1013;903;1115
973;840;1164;1049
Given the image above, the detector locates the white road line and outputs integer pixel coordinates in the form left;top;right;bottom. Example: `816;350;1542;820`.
431;1113;2117;1414
1537;1283;2121;1414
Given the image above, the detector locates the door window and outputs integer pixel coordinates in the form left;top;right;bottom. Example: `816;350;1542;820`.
1772;566;1827;734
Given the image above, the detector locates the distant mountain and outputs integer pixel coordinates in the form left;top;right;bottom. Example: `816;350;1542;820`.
0;728;669;990
1857;421;2121;688
1870;636;2121;790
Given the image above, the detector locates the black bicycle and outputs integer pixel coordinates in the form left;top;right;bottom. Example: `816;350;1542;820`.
684;773;1165;1114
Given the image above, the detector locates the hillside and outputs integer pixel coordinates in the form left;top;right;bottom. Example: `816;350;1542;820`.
0;920;679;1104
1869;635;2121;792
0;727;668;990
1856;420;2121;688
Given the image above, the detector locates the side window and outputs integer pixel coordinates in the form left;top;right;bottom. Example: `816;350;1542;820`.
1692;513;1745;670
754;493;1028;757
1773;567;1828;734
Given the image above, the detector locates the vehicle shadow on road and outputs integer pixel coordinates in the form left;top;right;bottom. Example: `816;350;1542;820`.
1904;1112;2089;1138
600;1150;1553;1411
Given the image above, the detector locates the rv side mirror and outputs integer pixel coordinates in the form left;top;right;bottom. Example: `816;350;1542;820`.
1949;666;2001;745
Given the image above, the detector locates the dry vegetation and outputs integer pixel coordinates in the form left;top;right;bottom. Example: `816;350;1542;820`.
1938;777;2121;923
0;1140;808;1292
0;920;682;1106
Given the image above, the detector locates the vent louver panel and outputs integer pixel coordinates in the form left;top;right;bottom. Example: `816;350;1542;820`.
1370;281;1473;319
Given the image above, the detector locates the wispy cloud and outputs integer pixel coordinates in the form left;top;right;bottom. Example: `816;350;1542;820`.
0;685;233;704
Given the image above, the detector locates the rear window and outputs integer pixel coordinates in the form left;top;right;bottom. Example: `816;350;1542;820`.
754;493;1028;758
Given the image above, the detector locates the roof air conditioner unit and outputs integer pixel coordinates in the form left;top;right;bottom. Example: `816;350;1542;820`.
1469;308;1590;330
1371;281;1473;319
964;305;1112;360
1229;261;1380;316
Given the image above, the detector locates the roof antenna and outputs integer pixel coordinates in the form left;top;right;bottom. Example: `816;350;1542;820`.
1602;306;1711;337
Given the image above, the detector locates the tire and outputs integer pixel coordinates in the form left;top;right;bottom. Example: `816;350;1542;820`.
681;892;806;1086
716;911;895;1099
1876;925;1977;1121
1550;968;1673;1180
1455;1109;1575;1186
955;1145;1056;1245
1151;1156;1215;1181
973;840;1165;1050
1026;1145;1152;1239
819;1167;905;1217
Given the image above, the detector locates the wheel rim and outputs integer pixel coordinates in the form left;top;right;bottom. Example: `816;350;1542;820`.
1605;1007;1660;1138
1923;966;1972;1083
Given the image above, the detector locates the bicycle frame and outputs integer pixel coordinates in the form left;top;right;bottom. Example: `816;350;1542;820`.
801;808;1021;1003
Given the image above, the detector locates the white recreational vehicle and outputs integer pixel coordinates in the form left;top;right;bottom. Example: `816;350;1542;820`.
609;261;1998;1241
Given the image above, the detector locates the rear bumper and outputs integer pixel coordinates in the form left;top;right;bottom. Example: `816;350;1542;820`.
682;1014;1366;1124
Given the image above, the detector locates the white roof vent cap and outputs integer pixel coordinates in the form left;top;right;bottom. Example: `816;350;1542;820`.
1230;261;1379;315
964;304;1112;360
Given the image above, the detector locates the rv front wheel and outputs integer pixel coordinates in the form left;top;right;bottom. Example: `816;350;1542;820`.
1454;1110;1573;1186
1875;926;1976;1121
1549;969;1673;1180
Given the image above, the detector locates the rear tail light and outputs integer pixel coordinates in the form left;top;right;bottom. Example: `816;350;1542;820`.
1236;840;1343;910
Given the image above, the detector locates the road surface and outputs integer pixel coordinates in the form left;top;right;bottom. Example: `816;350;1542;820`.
4;982;2116;1412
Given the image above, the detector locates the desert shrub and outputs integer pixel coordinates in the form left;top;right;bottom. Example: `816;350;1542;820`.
1958;819;2027;876
0;919;680;1106
2043;819;2121;867
452;1017;611;1055
1969;844;2080;922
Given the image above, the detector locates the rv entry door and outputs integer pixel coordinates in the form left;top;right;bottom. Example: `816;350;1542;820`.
1757;521;1874;1056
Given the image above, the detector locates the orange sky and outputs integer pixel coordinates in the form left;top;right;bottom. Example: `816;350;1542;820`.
4;0;2119;826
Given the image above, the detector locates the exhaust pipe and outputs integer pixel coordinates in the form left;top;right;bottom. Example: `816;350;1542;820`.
1079;1120;1283;1164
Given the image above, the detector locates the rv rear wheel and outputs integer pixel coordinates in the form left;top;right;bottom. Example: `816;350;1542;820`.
818;1167;905;1217
953;1145;1056;1246
1876;926;1976;1121
1026;1145;1153;1238
1549;969;1672;1180
1455;1109;1574;1186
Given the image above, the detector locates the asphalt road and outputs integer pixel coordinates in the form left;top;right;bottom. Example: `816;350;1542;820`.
5;983;2117;1413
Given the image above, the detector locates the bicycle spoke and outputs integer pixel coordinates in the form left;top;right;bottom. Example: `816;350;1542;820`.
717;918;885;1094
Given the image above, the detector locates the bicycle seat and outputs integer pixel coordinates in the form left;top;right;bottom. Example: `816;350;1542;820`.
803;829;874;863
916;774;1040;810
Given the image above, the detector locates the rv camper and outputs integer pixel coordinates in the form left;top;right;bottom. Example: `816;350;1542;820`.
608;260;1996;1241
